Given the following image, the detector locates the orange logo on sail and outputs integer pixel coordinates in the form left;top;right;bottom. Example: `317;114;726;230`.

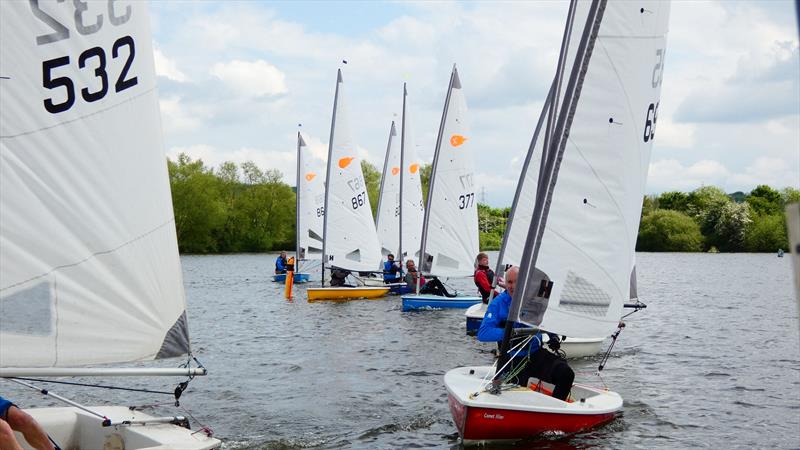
391;167;400;176
305;173;316;181
450;134;467;147
409;163;419;174
338;157;354;169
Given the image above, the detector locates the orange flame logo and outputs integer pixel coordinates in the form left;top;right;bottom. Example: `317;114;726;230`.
450;134;467;147
338;157;354;169
391;167;400;176
305;173;316;182
409;163;420;174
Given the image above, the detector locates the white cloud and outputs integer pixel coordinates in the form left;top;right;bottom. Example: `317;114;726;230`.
647;159;730;192
210;60;288;97
729;157;799;189
159;97;206;134
153;47;187;82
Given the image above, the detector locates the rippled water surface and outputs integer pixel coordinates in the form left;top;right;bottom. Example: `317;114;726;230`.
7;253;800;449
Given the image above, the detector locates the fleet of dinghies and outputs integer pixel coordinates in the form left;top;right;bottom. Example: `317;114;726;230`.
0;0;671;446
0;1;220;448
445;0;671;443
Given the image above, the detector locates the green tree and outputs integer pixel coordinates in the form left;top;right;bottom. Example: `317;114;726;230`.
636;210;703;252
168;154;225;253
657;191;689;213
712;201;751;252
745;213;788;252
641;195;658;217
361;160;381;218
746;185;783;216
420;163;432;205
781;187;800;206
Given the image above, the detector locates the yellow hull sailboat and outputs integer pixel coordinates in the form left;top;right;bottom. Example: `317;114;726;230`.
307;287;390;301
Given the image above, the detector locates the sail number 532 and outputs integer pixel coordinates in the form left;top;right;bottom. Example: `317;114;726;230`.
42;35;137;114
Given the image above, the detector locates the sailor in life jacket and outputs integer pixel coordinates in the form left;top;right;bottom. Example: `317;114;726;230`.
473;252;498;303
275;251;288;274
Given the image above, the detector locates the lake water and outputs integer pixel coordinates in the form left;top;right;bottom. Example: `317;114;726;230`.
5;253;799;449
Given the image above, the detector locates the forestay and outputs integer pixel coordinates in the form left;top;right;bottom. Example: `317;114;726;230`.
400;84;425;261
419;66;479;278
512;0;671;338
321;70;381;273
375;122;400;258
297;132;324;261
0;1;190;367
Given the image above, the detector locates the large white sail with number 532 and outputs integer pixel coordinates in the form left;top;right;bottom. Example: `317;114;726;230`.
0;0;191;368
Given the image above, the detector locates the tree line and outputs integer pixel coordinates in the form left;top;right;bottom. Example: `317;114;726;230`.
168;154;798;254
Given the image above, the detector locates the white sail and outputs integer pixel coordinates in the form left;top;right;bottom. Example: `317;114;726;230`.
321;70;382;273
297;132;324;261
513;0;671;338
375;122;400;258
0;1;190;367
419;66;479;277
400;84;425;261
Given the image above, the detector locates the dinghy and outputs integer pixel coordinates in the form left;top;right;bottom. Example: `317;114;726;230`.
306;69;389;301
0;2;220;448
400;66;482;311
272;132;325;284
375;85;426;292
445;0;671;443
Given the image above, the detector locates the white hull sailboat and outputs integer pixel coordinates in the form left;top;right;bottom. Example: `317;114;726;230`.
400;66;482;311
0;2;219;449
446;0;671;442
306;69;388;301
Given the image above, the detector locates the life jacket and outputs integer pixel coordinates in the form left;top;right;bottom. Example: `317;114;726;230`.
474;266;495;301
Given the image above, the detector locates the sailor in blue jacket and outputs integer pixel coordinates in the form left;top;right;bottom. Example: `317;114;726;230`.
382;254;402;283
275;251;288;274
477;266;574;400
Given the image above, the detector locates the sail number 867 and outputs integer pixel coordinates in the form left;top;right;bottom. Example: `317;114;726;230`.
351;191;366;210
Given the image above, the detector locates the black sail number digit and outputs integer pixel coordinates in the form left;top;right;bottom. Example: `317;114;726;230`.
112;36;138;92
42;56;75;113
78;46;108;102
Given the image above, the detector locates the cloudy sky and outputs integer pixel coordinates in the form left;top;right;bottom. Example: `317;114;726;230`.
151;1;799;207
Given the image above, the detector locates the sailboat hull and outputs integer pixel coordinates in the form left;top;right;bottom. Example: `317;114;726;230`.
307;287;389;301
272;273;312;283
21;406;220;450
401;294;482;311
445;366;621;445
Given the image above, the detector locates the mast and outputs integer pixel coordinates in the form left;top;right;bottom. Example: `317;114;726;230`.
417;64;458;294
321;69;343;287
497;0;606;379
489;81;555;300
375;121;396;251
399;83;407;273
296;131;303;274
